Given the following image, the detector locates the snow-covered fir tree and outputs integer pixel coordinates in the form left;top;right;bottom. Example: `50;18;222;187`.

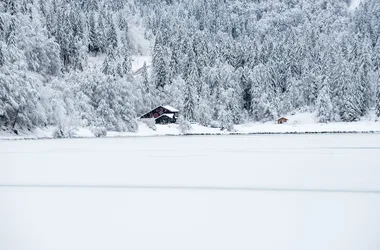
376;75;380;117
316;81;333;123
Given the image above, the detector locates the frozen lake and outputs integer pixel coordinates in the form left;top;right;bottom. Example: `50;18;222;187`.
1;134;380;250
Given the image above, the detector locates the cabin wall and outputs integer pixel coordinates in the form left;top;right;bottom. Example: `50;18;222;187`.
156;116;172;124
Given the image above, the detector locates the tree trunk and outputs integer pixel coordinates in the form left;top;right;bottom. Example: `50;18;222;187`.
11;109;19;129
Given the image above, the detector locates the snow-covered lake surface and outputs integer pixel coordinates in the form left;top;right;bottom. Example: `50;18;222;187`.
1;134;380;250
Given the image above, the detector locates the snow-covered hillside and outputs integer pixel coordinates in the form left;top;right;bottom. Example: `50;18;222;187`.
1;0;380;136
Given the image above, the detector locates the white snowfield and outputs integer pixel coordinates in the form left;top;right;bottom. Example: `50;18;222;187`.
1;134;380;250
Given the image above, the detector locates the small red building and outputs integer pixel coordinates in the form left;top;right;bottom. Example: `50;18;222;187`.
277;117;288;124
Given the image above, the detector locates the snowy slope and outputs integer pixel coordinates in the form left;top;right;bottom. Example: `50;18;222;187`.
349;0;363;11
131;55;151;73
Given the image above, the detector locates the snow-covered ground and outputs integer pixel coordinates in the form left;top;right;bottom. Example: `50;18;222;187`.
1;112;380;140
349;0;363;11
86;54;151;74
131;55;151;72
1;134;380;250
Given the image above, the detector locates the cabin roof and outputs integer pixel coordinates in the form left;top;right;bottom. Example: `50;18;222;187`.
162;105;179;112
156;113;174;119
140;105;179;119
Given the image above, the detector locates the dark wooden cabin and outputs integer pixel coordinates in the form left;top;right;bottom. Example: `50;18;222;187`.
140;105;179;124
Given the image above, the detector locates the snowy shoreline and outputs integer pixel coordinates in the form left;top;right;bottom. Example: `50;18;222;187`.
1;123;380;141
2;112;379;141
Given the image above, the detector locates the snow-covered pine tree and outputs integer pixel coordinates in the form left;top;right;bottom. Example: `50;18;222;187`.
0;45;4;67
102;47;117;76
183;81;196;122
86;0;99;12
107;18;118;49
373;38;380;72
6;17;17;46
0;16;4;41
88;12;100;54
152;33;167;90
141;62;150;93
196;84;213;126
217;90;234;131
250;64;276;121
167;44;180;85
97;14;106;52
164;75;185;112
316;80;333;123
341;79;362;122
355;35;373;116
5;0;17;15
376;75;380;117
240;66;252;113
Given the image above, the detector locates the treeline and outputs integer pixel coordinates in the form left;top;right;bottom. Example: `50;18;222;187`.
0;0;380;135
